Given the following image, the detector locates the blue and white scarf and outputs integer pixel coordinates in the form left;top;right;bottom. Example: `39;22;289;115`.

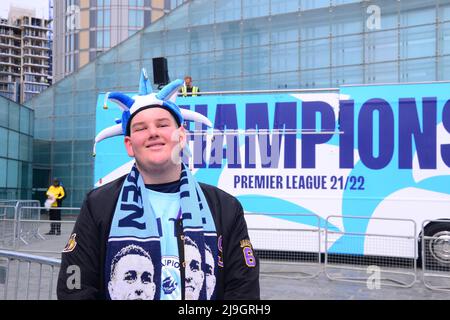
105;163;218;300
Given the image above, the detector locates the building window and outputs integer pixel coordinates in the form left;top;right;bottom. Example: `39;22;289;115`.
97;0;111;6
170;0;184;9
65;34;75;52
96;30;110;48
70;34;74;51
65;55;69;73
129;0;144;6
97;9;111;27
65;35;69;52
97;10;103;26
104;30;110;47
96;31;103;47
104;10;110;26
129;10;144;27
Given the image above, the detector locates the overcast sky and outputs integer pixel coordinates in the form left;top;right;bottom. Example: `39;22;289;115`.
0;0;49;19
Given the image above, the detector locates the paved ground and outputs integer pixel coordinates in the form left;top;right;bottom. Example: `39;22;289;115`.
260;265;450;300
1;215;450;300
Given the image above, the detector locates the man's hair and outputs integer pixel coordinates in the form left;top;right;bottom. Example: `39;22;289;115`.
126;104;181;136
110;244;153;278
184;236;199;251
205;244;213;256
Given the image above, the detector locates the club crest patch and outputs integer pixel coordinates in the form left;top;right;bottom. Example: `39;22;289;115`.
62;233;77;253
240;239;252;248
240;239;256;268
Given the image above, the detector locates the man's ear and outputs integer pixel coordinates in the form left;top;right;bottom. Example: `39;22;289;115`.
108;281;116;300
124;135;135;157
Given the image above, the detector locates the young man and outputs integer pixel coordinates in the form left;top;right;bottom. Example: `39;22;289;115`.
57;69;259;300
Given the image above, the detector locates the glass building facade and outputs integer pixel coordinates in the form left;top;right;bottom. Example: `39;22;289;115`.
26;0;450;207
0;96;34;199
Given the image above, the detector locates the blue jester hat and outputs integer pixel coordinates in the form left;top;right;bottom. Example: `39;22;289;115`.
93;68;212;156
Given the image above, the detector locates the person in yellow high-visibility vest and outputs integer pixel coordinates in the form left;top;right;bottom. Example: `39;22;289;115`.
179;76;200;97
45;178;65;235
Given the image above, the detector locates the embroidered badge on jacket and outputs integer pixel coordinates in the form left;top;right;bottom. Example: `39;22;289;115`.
62;233;77;253
240;239;257;268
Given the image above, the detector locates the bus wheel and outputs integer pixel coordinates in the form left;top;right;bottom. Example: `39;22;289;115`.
422;222;450;271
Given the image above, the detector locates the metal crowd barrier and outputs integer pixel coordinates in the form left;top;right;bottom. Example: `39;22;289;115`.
324;215;417;288
0;206;16;248
0;200;40;248
13;206;79;255
0;249;61;300
18;205;44;246
2;205;449;298
421;220;450;292
0;203;79;254
245;213;321;279
0;204;15;219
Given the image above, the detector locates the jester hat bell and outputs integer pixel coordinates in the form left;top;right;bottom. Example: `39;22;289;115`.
93;68;212;156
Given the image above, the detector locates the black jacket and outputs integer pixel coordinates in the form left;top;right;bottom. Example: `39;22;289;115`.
57;175;260;300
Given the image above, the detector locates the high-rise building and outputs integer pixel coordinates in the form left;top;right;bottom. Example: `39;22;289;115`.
0;6;51;103
0;17;21;102
52;0;173;83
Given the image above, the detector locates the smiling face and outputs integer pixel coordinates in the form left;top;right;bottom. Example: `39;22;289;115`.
124;107;186;182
